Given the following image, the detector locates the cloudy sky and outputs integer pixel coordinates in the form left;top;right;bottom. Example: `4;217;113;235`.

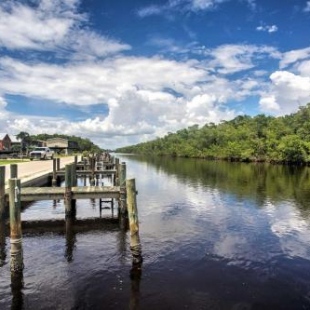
1;0;310;149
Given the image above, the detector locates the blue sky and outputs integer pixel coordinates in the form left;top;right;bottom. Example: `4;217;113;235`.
1;0;310;149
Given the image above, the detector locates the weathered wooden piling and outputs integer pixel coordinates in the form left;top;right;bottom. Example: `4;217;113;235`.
0;216;6;265
90;156;96;186
0;166;5;219
126;178;142;265
114;158;120;186
71;163;77;211
56;158;60;171
9;178;23;273
10;164;18;179
119;162;127;215
71;163;77;187
130;265;142;310
11;271;24;310
65;217;75;262
52;158;57;186
64;164;75;218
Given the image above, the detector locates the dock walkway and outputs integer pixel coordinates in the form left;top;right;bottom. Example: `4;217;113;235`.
4;156;75;188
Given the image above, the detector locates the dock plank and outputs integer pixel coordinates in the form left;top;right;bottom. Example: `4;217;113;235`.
18;186;120;201
56;170;116;176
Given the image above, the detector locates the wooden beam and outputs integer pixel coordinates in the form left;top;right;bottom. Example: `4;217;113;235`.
5;186;121;201
55;170;116;176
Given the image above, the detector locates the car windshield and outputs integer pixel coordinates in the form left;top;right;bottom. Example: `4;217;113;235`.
33;148;46;151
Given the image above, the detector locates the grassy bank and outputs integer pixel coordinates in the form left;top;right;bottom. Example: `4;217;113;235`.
0;159;30;165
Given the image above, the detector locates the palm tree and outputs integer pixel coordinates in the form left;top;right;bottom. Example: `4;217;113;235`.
16;131;31;154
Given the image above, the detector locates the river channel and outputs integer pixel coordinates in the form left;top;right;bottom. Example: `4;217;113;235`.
1;154;310;309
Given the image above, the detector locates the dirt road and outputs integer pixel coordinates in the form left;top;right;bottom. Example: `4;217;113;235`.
3;156;75;185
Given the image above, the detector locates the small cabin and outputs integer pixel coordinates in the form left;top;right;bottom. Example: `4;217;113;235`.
46;138;68;148
46;138;79;155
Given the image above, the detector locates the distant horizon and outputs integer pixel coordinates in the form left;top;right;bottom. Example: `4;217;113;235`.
3;100;310;150
0;0;310;149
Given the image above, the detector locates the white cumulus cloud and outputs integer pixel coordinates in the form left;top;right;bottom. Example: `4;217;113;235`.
256;25;278;33
259;71;310;115
0;0;130;59
280;47;310;69
304;1;310;12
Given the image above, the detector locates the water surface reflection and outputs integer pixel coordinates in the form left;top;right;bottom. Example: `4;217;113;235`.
1;156;310;309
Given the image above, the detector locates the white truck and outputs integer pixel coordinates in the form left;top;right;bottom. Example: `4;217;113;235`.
29;147;55;160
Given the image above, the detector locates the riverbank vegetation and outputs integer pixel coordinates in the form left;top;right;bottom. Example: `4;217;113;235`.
116;103;310;164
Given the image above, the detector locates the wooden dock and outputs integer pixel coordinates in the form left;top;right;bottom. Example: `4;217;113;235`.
1;156;120;204
0;153;143;275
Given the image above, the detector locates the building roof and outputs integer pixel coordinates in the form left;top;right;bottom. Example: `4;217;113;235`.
0;133;10;140
46;137;68;142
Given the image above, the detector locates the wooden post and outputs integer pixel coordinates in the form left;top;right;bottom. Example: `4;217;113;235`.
71;163;77;211
130;265;142;310
65;217;75;262
90;157;95;186
10;270;24;310
83;158;87;171
119;162;126;186
0;211;6;266
119;162;127;215
9;179;23;273
126;178;142;265
52;158;57;186
10;164;18;179
0;166;5;219
114;158;120;186
56;158;60;171
64;164;75;218
74;155;78;166
71;163;77;187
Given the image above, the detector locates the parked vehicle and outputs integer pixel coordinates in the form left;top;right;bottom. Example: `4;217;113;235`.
29;147;54;160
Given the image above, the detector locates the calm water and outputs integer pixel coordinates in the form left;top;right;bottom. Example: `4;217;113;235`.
1;155;310;309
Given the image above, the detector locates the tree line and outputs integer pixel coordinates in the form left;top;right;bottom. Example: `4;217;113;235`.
116;103;310;164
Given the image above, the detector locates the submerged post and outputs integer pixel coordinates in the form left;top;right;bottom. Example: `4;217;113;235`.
9;178;23;273
71;163;77;211
0;166;5;219
65;217;75;262
126;178;142;265
64;164;75;218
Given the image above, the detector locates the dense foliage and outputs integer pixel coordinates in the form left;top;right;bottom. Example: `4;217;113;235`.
116;103;310;164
